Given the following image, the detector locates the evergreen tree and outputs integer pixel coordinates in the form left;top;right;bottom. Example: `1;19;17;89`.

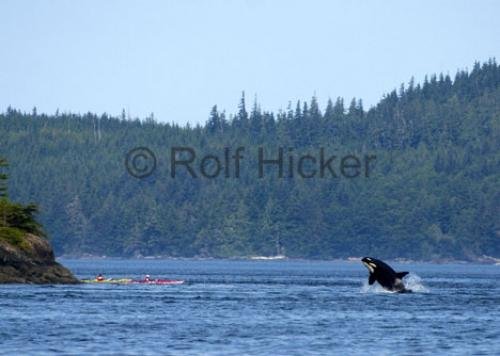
0;158;8;198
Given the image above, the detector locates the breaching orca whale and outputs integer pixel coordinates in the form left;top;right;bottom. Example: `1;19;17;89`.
361;257;411;293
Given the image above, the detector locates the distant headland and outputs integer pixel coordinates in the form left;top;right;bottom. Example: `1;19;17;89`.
0;233;78;284
0;158;78;284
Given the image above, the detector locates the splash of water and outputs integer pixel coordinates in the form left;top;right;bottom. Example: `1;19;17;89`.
360;280;395;294
403;273;429;293
360;273;428;293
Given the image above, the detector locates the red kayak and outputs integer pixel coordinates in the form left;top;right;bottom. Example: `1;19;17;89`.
131;279;184;285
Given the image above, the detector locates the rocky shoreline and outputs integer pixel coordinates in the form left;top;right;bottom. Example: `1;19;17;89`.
0;233;79;284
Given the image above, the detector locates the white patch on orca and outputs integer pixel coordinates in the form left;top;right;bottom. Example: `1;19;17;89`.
362;261;374;273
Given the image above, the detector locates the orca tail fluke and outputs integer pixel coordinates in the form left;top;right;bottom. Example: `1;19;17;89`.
396;271;409;279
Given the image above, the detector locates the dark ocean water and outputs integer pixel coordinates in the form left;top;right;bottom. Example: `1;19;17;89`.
1;259;499;355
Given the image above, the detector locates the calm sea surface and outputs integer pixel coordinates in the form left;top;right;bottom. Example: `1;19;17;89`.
1;259;499;355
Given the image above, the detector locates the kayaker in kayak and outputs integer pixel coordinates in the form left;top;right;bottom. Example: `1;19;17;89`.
96;273;105;282
138;275;184;285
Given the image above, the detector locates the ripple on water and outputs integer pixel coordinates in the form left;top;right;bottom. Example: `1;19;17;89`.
0;259;499;355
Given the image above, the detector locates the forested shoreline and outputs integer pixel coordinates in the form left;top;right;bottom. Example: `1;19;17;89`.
0;60;499;260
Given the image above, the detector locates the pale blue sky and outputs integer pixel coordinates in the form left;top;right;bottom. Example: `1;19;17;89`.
1;0;499;125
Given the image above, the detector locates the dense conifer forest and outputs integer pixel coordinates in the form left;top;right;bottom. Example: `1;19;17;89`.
0;158;44;249
0;60;499;259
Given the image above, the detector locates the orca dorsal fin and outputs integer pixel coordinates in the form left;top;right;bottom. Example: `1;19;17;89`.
396;271;409;279
368;274;376;285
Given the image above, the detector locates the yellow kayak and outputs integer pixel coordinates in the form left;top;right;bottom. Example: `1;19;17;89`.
81;278;132;284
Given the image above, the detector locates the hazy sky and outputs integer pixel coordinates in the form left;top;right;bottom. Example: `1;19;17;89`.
1;0;499;125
